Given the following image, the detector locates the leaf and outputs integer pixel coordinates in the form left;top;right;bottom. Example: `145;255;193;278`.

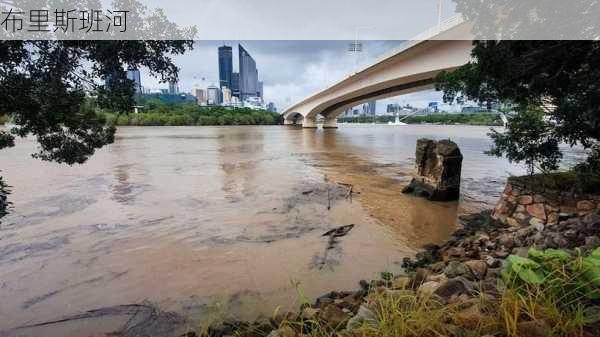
503;255;544;285
517;268;545;285
528;247;571;262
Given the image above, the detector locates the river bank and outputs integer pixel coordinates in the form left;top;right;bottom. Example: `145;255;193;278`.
4;205;598;337
338;113;504;126
185;205;600;337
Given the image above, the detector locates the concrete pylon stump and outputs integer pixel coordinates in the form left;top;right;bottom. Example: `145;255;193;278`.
402;138;463;201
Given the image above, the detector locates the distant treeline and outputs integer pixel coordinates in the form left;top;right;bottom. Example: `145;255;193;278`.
102;100;282;126
338;113;504;126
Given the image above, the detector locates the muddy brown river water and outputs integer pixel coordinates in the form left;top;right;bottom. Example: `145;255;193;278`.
0;124;527;333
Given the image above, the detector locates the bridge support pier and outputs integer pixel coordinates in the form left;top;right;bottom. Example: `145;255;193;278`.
302;116;318;128
322;117;338;129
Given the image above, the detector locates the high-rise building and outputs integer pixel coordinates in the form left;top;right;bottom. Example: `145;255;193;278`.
266;102;277;112
218;45;233;90
387;103;401;114
257;81;263;98
239;44;259;100
126;68;142;93
206;85;221;105
168;81;179;95
222;87;232;104
231;72;240;97
194;88;206;105
361;101;376;116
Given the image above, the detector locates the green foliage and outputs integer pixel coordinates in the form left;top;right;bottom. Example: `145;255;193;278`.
103;104;281;127
487;107;562;175
502;254;545;285
0;39;192;165
575;144;600;175
510;171;600;194
403;113;502;126
435;40;600;173
337;113;502;126
502;247;600;304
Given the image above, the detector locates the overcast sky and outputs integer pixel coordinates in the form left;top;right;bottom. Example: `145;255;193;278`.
140;40;451;113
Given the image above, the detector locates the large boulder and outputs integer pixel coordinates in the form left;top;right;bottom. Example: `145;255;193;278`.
402;138;463;201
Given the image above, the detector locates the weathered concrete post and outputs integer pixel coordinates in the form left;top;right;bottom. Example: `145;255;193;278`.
402;138;463;201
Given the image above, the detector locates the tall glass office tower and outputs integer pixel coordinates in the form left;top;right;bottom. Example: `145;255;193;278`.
231;72;240;97
238;44;258;100
218;45;233;90
126;68;142;93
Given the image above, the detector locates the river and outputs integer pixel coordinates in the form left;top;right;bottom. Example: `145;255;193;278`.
0;124;526;331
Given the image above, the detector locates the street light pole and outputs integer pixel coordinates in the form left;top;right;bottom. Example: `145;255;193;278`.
348;26;371;73
437;0;443;31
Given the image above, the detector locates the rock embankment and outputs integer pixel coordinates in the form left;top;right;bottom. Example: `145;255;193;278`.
492;175;600;228
196;208;600;337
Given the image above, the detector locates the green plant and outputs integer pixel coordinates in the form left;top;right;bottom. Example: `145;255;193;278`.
487;107;562;175
436;40;600;176
500;247;600;336
502;248;600;301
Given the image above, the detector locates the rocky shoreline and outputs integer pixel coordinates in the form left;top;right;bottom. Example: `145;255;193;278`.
192;207;600;337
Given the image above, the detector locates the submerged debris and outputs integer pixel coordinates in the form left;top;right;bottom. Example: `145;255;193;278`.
311;225;356;271
322;224;354;238
1;304;187;337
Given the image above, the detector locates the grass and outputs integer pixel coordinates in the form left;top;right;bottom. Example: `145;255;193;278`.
280;284;593;337
201;249;600;337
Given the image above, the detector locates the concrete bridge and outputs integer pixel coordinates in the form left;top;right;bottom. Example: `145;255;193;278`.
282;17;474;128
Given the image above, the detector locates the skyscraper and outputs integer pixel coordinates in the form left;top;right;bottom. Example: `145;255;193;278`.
206;85;221;105
218;45;233;90
238;44;258;100
266;102;277;112
168;81;179;95
363;101;376;115
126;68;142;93
257;81;263;98
194;88;206;105
231;72;240;97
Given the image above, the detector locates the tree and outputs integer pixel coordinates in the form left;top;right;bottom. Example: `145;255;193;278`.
0;3;194;222
435;40;600;173
487;107;561;175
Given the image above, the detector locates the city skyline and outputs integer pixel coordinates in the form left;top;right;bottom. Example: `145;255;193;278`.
139;40;455;113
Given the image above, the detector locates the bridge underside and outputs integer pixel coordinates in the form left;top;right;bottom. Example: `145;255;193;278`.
281;37;473;128
284;77;437;128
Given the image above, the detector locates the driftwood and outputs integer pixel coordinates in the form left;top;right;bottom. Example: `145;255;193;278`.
337;182;360;201
322;224;355;238
311;224;356;271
